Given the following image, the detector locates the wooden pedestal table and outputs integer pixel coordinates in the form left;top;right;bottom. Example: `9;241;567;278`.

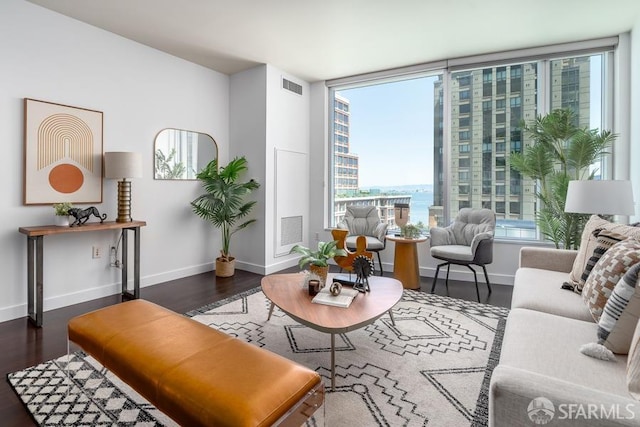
261;273;403;390
386;235;428;290
18;220;146;327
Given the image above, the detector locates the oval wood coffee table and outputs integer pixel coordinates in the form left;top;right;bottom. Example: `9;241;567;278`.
261;273;403;390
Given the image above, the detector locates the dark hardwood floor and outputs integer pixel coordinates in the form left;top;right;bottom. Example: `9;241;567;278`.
1;267;512;426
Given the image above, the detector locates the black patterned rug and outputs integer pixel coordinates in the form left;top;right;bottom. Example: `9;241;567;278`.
8;287;508;426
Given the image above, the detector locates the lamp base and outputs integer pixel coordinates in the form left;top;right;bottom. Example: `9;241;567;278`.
116;179;133;223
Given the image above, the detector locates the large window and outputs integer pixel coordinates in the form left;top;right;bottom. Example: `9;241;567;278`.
329;75;441;231
439;53;610;238
328;46;613;241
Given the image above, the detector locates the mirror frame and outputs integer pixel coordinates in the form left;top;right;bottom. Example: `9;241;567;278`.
154;128;218;180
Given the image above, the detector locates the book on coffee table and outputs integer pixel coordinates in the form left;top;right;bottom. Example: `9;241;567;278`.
312;286;359;308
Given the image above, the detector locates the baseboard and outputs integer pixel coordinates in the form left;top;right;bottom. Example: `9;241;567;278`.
0;282;121;324
379;262;515;286
141;262;214;287
0;262;216;324
236;257;299;276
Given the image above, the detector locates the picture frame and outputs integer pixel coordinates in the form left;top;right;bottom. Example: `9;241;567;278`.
23;98;103;205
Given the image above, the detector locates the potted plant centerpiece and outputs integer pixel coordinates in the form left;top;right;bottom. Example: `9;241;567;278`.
191;156;260;277
401;223;421;239
53;202;73;227
289;240;347;285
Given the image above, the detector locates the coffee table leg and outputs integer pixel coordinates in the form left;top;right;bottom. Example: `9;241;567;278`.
388;309;396;326
267;302;275;321
331;333;335;391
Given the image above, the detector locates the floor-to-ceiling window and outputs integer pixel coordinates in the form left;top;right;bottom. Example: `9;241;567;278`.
328;74;442;232
327;42;615;242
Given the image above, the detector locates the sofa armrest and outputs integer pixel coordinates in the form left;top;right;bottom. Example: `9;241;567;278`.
490;365;640;427
519;247;577;273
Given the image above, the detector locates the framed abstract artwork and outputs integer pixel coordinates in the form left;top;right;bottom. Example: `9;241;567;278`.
23;98;103;204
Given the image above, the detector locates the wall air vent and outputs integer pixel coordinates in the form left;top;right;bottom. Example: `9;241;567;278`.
281;216;303;246
282;78;303;95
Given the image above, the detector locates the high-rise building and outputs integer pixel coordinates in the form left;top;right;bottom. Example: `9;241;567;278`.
332;94;411;228
431;58;591;236
334;94;359;195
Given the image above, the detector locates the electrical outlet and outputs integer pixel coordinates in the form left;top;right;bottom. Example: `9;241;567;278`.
92;246;101;259
315;232;320;241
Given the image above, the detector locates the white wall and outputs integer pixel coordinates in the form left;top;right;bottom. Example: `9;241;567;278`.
229;65;267;271
631;20;640;224
230;65;311;274
0;0;229;322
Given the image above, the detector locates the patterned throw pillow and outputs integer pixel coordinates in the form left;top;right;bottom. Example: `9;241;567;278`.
596;263;640;354
567;216;640;289
581;238;640;322
570;230;626;294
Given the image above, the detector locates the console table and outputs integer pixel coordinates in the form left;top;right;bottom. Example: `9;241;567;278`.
18;220;146;327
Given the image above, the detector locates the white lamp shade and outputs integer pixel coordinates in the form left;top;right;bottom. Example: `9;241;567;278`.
104;152;143;179
565;180;635;215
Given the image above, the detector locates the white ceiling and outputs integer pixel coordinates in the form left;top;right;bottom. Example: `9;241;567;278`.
26;0;640;82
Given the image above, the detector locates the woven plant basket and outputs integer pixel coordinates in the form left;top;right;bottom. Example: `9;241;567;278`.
215;257;236;277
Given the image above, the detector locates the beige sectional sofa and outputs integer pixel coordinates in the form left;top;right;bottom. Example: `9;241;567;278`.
489;244;640;426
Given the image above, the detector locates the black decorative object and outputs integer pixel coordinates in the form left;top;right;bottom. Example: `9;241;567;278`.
69;207;107;226
353;255;374;293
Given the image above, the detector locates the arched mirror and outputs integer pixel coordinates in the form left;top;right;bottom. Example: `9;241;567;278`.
154;128;218;180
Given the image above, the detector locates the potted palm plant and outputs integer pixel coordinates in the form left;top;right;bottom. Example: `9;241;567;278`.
290;240;347;285
191;156;260;277
510;108;616;249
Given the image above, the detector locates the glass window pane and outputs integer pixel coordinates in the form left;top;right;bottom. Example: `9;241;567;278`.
329;50;611;242
329;75;442;231
442;62;538;237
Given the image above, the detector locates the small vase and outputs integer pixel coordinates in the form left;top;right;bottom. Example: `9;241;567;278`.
54;215;69;227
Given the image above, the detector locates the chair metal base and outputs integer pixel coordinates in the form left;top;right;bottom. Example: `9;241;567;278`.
430;261;492;302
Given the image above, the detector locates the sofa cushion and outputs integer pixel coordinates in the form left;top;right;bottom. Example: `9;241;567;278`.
512;267;593;322
597;263;640;354
568;216;640;289
582;238;640;322
628;320;640;399
499;308;629;396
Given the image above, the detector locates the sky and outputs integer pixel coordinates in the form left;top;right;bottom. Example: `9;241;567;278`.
337;75;438;188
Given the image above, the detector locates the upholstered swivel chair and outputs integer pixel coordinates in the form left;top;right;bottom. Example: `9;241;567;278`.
337;205;388;275
429;208;496;301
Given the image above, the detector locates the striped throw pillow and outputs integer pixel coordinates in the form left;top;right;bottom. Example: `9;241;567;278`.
597;263;640;354
574;230;627;293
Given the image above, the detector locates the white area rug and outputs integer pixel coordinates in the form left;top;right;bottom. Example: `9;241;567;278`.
8;287;508;426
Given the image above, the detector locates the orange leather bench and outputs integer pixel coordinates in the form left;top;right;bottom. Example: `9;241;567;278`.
68;299;324;426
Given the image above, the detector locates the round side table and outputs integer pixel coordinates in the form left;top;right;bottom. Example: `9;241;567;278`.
386;235;428;289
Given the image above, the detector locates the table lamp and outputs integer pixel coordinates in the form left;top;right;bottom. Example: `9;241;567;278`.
104;152;143;222
565;180;635;216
